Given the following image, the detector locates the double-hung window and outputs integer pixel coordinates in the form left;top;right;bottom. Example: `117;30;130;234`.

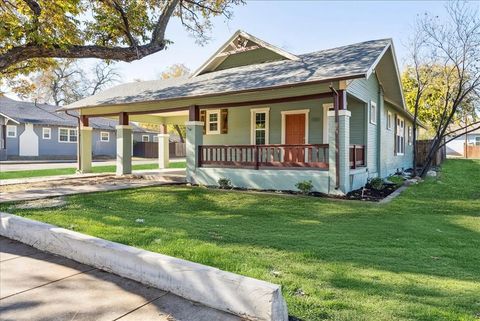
395;117;405;155
387;111;393;130
206;110;220;135
59;128;77;143
408;126;413;145
6;125;16;137
100;131;109;142
142;135;150;142
250;108;270;145
475;136;480;146
370;101;377;125
42;128;51;139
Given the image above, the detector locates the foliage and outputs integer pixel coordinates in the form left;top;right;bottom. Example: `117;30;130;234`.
217;177;232;189
158;63;190;80
3;160;479;321
295;180;314;195
387;175;405;188
0;0;244;75
369;177;385;191
7;59;120;105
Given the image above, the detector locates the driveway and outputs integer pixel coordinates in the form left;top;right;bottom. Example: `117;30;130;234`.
0;236;241;321
0;158;185;172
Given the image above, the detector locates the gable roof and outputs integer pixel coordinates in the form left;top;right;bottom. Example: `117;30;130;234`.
62;38;393;110
0;96;151;132
192;30;299;76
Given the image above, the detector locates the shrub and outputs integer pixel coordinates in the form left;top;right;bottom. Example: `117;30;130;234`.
217;177;232;189
369;177;385;191
388;175;405;187
295;180;314;195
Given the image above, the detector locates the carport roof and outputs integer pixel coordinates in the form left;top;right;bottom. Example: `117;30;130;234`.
60;38;393;110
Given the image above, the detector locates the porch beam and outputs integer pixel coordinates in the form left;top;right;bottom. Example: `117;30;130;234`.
189;105;199;121
119;112;129;125
199;92;334;110
80;115;89;127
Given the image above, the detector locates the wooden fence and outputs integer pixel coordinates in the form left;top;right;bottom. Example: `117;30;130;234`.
416;140;446;167
465;145;480;159
133;142;186;158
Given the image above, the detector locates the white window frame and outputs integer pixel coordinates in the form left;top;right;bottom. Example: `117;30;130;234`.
475;136;480;146
142;135;150;142
408;126;413;145
58;127;77;143
281;109;310;144
250;108;270;145
100;131;110;142
153;135;158;142
42;127;51;140
395;116;405;155
387;111;393;130
206;109;221;135
370;101;377;125
6;125;17;138
322;103;333;144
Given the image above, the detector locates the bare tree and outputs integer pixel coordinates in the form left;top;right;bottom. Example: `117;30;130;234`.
407;1;480;176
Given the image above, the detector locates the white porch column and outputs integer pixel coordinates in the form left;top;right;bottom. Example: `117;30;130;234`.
116;125;132;175
328;110;351;194
185;121;203;183
79;127;92;173
158;133;170;169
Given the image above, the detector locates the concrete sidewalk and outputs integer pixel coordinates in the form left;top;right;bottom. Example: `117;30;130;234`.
0;236;240;321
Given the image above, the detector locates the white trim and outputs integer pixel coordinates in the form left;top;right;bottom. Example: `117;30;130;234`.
395;115;405;155
250;107;270;145
142;135;150;142
206;109;221;135
6;125;17;138
0;112;20;124
323;104;333;144
58;127;77;143
327;110;351;117
42;127;51;140
365;42;391;80
408;125;412;145
185;121;204;126
116;125;133;130
281;109;310;144
370;101;377;125
387;111;393;130
100;131;110;142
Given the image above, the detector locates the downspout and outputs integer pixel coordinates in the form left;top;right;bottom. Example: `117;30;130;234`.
65;110;81;172
329;85;340;189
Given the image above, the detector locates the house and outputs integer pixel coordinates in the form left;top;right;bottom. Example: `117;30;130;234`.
59;30;419;194
0;96;158;160
446;128;480;158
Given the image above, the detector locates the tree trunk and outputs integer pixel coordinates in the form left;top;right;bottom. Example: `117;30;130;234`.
174;125;184;143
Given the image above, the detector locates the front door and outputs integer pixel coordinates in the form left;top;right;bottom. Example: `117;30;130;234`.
284;113;306;162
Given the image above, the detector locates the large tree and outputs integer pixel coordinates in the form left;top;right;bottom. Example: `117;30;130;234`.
404;1;480;176
0;0;243;75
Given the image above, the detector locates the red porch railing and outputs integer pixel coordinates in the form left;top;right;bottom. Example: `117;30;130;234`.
198;144;329;169
349;144;365;169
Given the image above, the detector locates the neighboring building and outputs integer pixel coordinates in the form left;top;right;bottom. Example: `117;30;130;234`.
0;96;157;160
446;128;480;158
60;30;423;194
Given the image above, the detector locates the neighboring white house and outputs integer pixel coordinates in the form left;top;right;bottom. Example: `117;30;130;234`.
446;128;480;157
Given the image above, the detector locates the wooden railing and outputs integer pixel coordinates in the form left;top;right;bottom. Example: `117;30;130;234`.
198;144;329;169
350;144;365;169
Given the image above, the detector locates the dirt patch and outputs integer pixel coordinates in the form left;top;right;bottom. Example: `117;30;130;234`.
13;197;67;209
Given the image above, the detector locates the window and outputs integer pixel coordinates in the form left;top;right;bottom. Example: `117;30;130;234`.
100;131;109;142
59;128;77;143
42;128;51;139
475;136;480;146
206;110;220;135
387;111;393;130
370;101;377;124
395;116;405;155
7;125;17;137
153;135;158;142
250;108;270;145
142;135;150;142
408;126;413;145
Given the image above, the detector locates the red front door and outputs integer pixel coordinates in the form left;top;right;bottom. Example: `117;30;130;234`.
284;114;306;162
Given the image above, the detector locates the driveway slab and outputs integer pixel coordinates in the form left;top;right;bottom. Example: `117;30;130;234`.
0;237;241;321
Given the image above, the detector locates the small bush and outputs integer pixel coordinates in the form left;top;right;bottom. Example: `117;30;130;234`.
369;177;385;191
218;177;232;189
388;175;405;187
295;180;314;195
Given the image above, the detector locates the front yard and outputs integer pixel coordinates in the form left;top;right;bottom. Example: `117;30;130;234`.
1;159;479;321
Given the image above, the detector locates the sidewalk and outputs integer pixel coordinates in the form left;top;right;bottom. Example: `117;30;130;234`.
0;236;240;321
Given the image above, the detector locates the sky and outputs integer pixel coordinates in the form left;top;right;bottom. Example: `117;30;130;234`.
106;0;451;83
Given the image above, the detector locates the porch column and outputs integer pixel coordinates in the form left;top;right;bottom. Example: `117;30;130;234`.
185;121;203;183
79;115;92;173
158;124;169;169
116;112;132;175
328;110;351;194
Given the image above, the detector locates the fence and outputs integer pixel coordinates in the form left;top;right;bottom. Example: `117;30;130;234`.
416;140;446;167
133;142;186;158
465;145;480;159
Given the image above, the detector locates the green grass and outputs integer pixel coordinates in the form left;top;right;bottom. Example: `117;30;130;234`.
0;161;186;180
2;159;479;321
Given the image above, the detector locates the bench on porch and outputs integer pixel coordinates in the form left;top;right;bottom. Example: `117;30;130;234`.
198;144;365;170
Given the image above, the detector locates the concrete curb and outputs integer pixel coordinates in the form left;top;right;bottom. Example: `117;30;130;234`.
378;185;408;204
0;213;288;321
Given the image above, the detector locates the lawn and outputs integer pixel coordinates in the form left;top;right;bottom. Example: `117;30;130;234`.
0;161;186;180
1;159;479;321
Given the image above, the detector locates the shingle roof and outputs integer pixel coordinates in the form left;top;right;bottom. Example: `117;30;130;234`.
0;96;152;132
62;38;392;110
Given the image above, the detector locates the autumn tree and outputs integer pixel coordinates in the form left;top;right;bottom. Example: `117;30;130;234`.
404;1;480;176
0;0;243;76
